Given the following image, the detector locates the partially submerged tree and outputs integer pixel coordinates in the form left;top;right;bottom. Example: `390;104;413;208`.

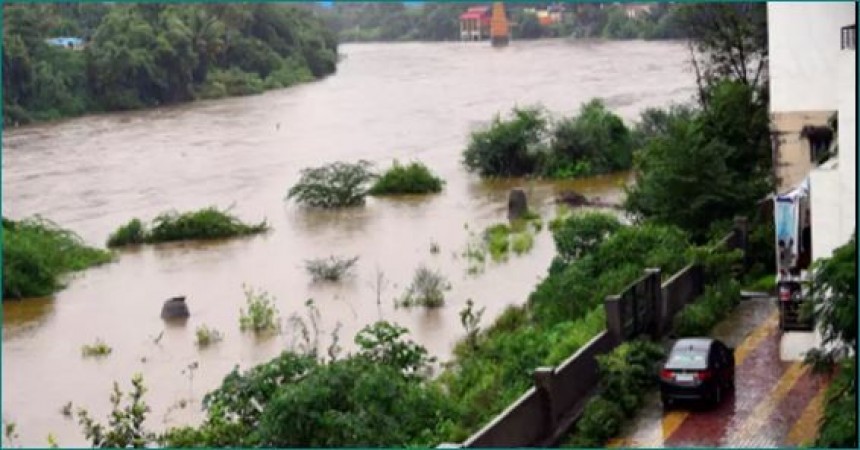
287;160;375;208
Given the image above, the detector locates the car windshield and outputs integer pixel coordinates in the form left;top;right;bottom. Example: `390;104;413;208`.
666;347;708;370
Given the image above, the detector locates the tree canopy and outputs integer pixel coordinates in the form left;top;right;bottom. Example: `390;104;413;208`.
2;3;338;124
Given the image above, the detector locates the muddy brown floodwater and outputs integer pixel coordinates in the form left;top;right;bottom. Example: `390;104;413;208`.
2;39;695;446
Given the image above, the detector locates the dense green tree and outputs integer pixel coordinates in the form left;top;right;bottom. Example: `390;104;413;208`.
676;3;768;103
2;3;338;124
463;106;548;177
546;99;633;177
624;106;754;241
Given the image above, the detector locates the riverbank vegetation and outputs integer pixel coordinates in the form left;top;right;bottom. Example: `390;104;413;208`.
463;100;633;179
564;340;665;447
2;3;338;125
156;321;456;447
313;3;688;43
2;217;113;300
803;236;856;448
107;207;268;247
369;161;444;195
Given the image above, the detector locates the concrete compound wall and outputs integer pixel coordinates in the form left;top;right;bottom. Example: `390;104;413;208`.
447;223;748;448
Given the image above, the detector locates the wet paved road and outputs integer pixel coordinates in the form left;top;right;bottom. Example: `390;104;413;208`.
609;298;829;448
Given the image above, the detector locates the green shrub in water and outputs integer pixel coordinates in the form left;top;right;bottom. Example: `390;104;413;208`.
239;285;281;334
81;338;112;358
397;265;451;308
368;160;444;195
195;325;224;348
3;217;113;300
106;218;146;247
107;207;268;247
287;161;376;208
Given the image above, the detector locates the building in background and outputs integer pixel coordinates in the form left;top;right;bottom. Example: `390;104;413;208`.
767;2;855;359
45;37;84;50
459;5;491;41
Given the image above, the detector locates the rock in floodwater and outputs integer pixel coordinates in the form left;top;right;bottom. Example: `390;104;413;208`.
556;190;623;209
161;296;190;320
508;188;528;220
556;190;589;207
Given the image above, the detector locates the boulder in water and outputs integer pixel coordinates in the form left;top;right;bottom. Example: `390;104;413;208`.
508;188;528;221
161;296;190;320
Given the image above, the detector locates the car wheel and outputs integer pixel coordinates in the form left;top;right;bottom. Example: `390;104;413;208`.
713;385;722;406
661;394;673;409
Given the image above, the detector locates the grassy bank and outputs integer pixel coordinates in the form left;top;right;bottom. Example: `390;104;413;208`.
3;217;113;299
107;207;268;247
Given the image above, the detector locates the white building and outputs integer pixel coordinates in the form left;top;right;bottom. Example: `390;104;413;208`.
767;2;855;359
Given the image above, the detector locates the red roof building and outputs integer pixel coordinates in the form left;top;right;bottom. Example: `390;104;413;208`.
460;6;491;41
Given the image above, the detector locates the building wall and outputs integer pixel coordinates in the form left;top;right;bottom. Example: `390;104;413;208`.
768;2;856;112
809;29;855;262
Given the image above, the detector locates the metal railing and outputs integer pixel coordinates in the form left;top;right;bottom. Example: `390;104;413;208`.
841;24;855;50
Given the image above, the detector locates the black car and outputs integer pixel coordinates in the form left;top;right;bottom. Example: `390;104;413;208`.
659;337;735;408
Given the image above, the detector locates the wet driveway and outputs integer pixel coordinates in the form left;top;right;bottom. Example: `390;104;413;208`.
609;298;829;448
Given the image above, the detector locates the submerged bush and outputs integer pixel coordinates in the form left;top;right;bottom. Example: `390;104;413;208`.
397;265;451;308
106;207;268;247
195;325;224;348
81;338;112;358
287;161;375;208
304;256;359;282
463;106;548;177
369;160;444;195
3;217;113;299
106;218;146;247
239;285;281;334
545;99;633;178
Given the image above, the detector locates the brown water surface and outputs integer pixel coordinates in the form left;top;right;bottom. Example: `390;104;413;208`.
2;39;695;446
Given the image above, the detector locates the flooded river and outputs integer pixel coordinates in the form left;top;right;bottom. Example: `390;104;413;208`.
2;39;695;446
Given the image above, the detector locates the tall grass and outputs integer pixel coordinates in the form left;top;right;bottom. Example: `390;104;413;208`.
368;161;444;195
3;217;113;300
107;207;268;247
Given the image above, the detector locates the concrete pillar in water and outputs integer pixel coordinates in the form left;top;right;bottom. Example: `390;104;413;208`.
508;188;528;220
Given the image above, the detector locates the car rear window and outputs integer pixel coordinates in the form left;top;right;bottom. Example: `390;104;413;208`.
666;348;708;370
